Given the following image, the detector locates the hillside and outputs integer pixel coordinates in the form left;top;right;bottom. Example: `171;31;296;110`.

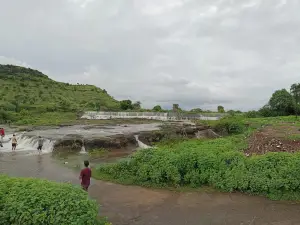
0;64;120;113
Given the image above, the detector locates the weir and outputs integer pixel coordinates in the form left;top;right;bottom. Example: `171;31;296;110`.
0;132;150;154
81;111;221;121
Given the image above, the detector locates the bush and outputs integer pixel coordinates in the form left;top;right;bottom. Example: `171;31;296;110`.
0;175;108;225
244;110;259;118
214;118;246;135
96;135;300;200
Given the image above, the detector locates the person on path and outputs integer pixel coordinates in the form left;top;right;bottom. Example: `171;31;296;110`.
37;136;43;154
79;160;92;191
12;134;17;151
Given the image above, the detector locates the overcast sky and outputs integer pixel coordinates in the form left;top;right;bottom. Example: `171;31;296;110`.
1;0;299;111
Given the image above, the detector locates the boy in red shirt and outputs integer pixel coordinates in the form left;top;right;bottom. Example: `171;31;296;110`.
79;160;92;191
0;128;5;141
0;128;4;147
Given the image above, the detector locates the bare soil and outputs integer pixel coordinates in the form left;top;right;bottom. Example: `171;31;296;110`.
245;124;300;155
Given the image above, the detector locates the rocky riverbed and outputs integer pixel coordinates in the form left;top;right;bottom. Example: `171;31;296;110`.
0;121;219;155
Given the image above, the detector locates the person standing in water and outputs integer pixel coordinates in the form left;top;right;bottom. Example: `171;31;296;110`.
37;136;44;154
79;160;92;191
11;134;17;151
0;127;5;142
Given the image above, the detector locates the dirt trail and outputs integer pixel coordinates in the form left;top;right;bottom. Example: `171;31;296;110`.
1;153;300;225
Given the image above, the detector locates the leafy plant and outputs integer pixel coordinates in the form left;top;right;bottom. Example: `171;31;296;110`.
0;175;109;225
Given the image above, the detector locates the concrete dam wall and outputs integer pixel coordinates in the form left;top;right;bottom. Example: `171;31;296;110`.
81;111;220;121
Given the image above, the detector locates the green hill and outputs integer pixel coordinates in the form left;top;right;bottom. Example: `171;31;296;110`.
0;64;120;125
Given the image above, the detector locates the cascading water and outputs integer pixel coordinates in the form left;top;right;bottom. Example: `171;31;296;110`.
134;135;151;149
0;133;54;154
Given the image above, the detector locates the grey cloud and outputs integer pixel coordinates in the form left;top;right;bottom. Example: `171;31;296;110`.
1;0;300;111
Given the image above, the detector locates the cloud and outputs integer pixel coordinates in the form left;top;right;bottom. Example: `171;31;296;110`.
0;0;299;111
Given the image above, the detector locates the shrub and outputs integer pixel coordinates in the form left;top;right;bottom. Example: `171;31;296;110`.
0;175;108;225
96;135;300;200
244;110;259;118
214;118;246;135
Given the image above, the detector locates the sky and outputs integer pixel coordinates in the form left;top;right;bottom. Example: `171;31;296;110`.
0;0;300;111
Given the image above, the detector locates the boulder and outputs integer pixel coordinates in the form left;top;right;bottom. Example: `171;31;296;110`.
52;134;84;154
84;134;137;151
195;129;221;139
138;130;166;145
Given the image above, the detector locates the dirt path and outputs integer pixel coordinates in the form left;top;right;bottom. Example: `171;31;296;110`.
1;153;300;225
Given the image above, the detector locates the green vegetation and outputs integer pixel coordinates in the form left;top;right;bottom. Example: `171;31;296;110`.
94;116;300;200
245;83;300;118
0;174;110;225
0;64;120;124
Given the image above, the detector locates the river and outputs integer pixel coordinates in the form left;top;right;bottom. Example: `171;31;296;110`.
1;125;300;224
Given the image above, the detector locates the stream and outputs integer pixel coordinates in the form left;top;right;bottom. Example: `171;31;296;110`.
1;124;300;224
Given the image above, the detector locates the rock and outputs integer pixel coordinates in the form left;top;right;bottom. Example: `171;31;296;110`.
84;134;137;151
138;130;166;145
196;129;221;139
53;134;84;154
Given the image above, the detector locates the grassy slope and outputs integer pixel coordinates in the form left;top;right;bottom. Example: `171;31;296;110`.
0;64;120;125
0;64;120;111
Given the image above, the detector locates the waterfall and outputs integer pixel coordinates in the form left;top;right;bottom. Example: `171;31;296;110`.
134;135;151;149
0;133;54;154
80;145;87;154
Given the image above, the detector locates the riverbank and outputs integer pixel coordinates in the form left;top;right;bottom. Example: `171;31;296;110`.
2;153;300;225
94;116;300;201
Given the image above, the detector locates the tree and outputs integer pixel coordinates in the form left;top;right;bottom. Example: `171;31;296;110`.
153;105;162;112
290;83;300;117
217;105;225;113
269;89;295;116
120;100;133;110
190;108;203;113
94;101;101;111
132;101;141;110
258;104;275;117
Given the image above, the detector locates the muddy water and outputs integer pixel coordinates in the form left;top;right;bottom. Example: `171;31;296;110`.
1;153;300;225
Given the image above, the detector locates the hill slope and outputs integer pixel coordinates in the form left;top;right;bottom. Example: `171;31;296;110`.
0;64;120;113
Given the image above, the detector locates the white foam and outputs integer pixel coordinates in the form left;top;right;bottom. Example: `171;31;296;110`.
134;135;151;149
0;133;54;154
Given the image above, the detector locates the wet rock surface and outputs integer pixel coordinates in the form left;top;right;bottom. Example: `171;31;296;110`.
138;124;214;145
84;134;137;151
53;134;84;153
2;122;219;154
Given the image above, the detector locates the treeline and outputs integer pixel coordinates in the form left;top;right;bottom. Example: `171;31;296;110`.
245;83;300;118
119;100;233;115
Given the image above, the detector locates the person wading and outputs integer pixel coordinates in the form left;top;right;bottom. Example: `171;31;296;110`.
37;136;44;154
79;160;92;191
11;134;17;151
0;127;5;142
